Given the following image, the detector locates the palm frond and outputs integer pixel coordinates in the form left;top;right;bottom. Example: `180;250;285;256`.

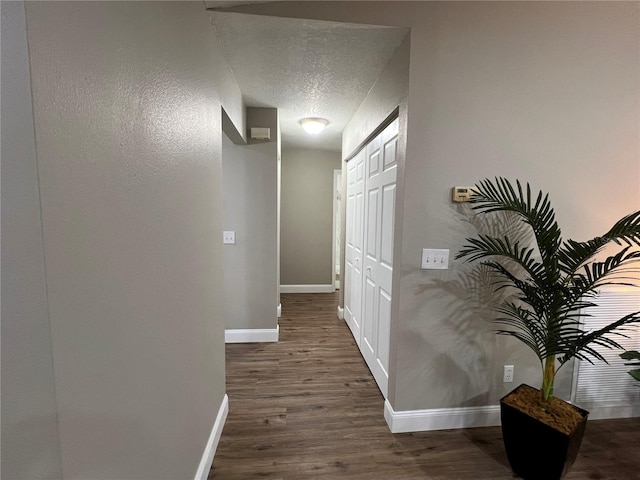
577;248;640;290
557;210;640;275
493;302;546;360
562;248;640;315
456;234;546;283
470;177;562;270
557;311;640;365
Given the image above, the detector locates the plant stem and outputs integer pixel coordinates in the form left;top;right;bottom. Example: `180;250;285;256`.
541;356;556;407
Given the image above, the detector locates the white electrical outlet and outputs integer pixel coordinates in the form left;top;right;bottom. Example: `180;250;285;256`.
223;231;236;245
503;365;514;383
421;249;449;270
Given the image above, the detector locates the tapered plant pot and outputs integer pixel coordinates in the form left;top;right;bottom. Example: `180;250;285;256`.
500;384;589;480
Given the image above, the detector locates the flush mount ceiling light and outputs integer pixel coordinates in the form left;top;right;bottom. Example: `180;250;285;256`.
300;117;329;135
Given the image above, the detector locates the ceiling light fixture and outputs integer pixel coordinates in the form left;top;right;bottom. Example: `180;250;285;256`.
300;117;329;135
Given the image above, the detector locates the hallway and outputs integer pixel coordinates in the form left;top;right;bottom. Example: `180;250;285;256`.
209;293;640;479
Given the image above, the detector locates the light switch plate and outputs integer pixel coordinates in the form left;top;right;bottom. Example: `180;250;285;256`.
223;231;236;245
421;248;449;269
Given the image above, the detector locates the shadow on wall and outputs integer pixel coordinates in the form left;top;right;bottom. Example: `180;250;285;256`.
405;208;531;408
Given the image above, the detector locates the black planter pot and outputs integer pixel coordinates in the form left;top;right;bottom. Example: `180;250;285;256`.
500;384;589;480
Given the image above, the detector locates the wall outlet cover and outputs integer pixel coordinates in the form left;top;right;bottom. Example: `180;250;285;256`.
223;231;236;244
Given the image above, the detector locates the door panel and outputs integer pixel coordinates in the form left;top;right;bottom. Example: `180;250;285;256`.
363;276;376;355
362;133;381;379
378;288;392;375
344;196;353;319
380;184;396;268
344;150;365;346
363;119;398;398
366;190;378;258
344;117;398;399
369;149;380;177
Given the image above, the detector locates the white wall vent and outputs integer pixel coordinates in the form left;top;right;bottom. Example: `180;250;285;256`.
572;289;640;419
250;127;270;140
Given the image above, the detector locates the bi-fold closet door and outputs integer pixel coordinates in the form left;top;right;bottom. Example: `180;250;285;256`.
344;118;399;398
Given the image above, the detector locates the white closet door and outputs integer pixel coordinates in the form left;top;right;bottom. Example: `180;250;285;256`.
361;119;398;397
344;149;365;347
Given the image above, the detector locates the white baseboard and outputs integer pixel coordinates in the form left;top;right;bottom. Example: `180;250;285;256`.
383;400;639;434
280;284;334;294
384;400;501;433
581;404;640;420
225;325;279;343
277;303;282;318
337;306;344;320
194;394;228;480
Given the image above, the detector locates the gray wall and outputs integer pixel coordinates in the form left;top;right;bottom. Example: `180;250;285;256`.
223;1;640;412
281;149;342;286
222;108;279;330
3;2;244;478
341;34;409;161
1;3;63;478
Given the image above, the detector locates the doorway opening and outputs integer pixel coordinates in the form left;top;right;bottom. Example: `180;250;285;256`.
333;169;342;291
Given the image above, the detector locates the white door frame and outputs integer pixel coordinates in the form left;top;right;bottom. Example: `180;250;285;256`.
332;169;342;291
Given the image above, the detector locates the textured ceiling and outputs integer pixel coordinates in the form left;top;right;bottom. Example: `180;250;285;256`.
210;12;408;151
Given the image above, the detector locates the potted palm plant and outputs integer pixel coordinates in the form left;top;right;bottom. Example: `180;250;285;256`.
456;177;640;480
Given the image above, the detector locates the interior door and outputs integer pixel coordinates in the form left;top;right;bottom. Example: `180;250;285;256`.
361;119;398;397
344;149;365;346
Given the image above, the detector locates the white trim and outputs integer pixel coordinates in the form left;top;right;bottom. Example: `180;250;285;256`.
332;169;342;291
337;306;344;320
277;303;282;318
280;284;334;294
384;400;501;433
570;354;580;404
578;404;640;420
194;394;228;480
225;325;279;343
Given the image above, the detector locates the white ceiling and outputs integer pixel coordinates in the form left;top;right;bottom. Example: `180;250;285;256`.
209;11;408;151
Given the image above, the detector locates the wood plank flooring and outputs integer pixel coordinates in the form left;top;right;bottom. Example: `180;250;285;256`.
209;292;640;479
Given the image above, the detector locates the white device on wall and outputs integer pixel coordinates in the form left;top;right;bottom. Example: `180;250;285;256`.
452;186;475;202
223;231;236;245
250;127;271;140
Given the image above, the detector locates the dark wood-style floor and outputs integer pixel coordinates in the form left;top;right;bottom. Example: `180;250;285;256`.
210;293;640;479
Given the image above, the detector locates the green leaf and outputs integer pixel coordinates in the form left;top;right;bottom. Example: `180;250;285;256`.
620;350;640;362
621;350;640;383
